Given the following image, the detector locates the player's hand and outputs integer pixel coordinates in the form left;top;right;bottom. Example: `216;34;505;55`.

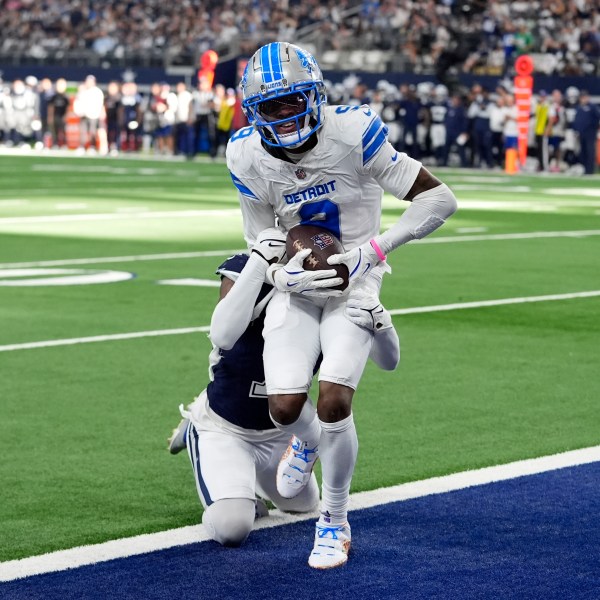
267;249;344;297
327;240;383;285
345;281;393;331
251;227;287;265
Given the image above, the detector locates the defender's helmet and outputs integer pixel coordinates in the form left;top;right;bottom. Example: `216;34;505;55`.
240;42;327;148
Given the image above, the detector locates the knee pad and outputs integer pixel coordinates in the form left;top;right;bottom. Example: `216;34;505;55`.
202;498;255;547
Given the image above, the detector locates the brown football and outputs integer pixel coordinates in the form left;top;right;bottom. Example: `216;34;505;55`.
285;224;349;291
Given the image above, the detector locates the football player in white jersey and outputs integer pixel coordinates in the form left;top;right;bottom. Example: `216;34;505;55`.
226;42;457;568
168;229;400;548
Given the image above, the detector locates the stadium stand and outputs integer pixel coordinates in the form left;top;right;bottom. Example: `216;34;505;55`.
0;0;598;172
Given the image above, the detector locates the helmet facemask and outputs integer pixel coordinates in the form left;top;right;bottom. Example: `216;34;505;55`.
249;87;321;148
240;43;327;149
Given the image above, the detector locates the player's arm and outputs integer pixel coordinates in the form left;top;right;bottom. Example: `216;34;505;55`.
209;228;285;350
369;146;457;255
328;112;457;282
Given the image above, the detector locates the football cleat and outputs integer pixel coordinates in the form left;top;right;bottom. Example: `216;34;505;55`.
168;418;190;455
276;436;319;498
308;522;351;569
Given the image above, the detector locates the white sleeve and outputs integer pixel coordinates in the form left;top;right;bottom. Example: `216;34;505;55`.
370;326;400;371
238;192;278;248
364;139;423;200
209;253;269;350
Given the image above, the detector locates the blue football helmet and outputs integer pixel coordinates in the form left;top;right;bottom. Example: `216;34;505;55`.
240;42;327;148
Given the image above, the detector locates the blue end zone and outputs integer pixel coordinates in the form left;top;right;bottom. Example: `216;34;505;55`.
3;462;599;600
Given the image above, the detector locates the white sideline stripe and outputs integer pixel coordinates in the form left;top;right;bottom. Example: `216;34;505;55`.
388;290;600;316
0;209;240;225
1;290;599;353
0;327;210;352
1;229;600;269
1;445;599;582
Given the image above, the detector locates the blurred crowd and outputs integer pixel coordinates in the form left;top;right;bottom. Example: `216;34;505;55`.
1;0;599;76
1;73;598;173
0;73;246;158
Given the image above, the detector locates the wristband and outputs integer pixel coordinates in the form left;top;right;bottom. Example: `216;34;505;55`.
369;238;387;261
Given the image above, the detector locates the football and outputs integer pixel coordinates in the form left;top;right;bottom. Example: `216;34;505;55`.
286;224;349;291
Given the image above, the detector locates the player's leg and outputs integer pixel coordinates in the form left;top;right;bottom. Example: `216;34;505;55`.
184;393;260;546
309;296;373;568
263;293;323;497
264;292;323;437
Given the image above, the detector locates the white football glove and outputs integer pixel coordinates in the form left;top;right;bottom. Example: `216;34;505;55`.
345;279;393;332
327;239;383;285
251;227;287;265
267;248;344;297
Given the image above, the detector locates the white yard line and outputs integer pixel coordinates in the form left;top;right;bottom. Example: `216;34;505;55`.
1;229;599;269
0;327;210;352
388;290;600;316
1;444;599;582
0;209;240;224
1;290;598;353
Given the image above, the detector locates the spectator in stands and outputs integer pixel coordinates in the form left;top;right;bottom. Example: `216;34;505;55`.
489;94;506;168
563;86;580;166
47;78;70;148
396;85;421;159
429;84;449;166
547;89;567;171
468;84;494;168
215;87;236;157
104;81;122;153
192;75;217;158
154;82;177;155
1;0;599;77
442;93;469;167
533;90;550;171
573;89;600;174
120;82;143;152
141;82;161;154
10;78;38;146
74;75;105;153
0;82;11;145
501;94;519;164
174;81;194;157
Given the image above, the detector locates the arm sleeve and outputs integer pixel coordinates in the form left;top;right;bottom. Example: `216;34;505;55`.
374;182;458;255
370;326;400;371
209;253;269;350
238;192;278;248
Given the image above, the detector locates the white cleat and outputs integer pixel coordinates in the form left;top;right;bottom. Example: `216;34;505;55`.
168;418;190;455
308;522;351;569
276;436;319;499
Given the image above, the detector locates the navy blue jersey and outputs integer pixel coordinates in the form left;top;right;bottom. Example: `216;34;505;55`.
206;254;276;431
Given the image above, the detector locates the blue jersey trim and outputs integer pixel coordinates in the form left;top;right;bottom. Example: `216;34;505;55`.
230;172;259;200
362;115;388;164
190;425;213;506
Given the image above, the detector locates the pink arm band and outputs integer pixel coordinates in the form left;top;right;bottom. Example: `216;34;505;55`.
369;238;387;261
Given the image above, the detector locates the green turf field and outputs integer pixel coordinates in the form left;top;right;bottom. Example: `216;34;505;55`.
1;154;599;562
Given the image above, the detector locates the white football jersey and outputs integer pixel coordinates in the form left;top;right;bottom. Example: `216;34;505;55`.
226;104;422;250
